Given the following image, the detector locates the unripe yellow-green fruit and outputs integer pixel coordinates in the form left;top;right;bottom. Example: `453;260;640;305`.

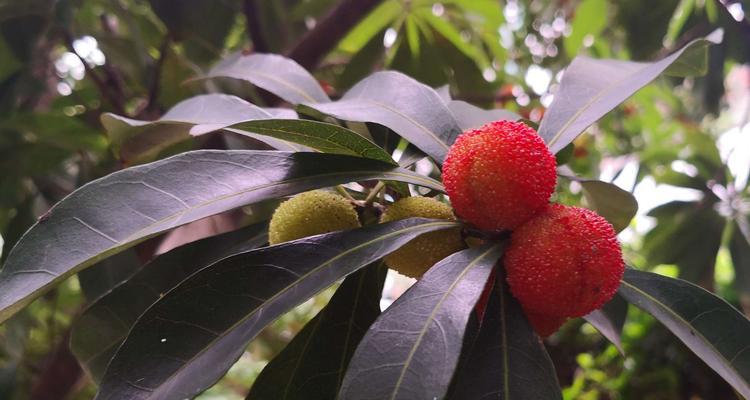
380;197;465;278
269;190;361;245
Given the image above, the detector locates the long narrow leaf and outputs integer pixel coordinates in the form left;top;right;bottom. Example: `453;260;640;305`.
0;150;443;324
246;262;387;400
71;223;268;382
539;30;722;153
97;218;461;400
339;244;504;400
619;269;750;398
199;53;330;104
307;71;462;163
448;272;562;399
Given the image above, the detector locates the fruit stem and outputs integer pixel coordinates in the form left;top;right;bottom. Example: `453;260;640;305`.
335;185;355;201
364;181;385;206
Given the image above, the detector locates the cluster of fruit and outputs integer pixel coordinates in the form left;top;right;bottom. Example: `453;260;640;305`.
268;120;624;337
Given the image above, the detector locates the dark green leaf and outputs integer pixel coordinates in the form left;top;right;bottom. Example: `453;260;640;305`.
200;53;330;104
78;249;141;305
101;94;300;163
583;294;628;354
448;272;562;400
619;269;750;398
338;244;504;400
0;150;443;324
71;224;268;383
247;262;387;400
229;119;395;164
578;179;639;233
539;30;722;153
447;100;520;130
97;218;461;399
307;71;462;163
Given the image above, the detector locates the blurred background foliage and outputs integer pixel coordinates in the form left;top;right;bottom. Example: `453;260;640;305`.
0;0;749;398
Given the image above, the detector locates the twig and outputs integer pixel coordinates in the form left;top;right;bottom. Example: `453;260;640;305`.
243;0;270;52
336;185;355;200
364;181;386;206
286;0;384;70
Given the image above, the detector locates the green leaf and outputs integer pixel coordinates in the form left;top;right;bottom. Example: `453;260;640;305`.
96;218;461;399
308;71;462;163
78;249;141;305
229;119;395;164
199;53;330;104
339;244;504;400
583;294;628;355
420;11;489;69
0;150;443;325
564;0;608;58
619;269;750;398
338;0;400;53
665;0;695;47
71;224;268;383
101;94;301;163
448;272;562;399
247;262;387;400
447;100;520;130
539;30;722;153
0;113;107;153
576;178;639;233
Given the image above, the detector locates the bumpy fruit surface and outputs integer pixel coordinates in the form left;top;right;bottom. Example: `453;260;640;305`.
442;120;557;231
269;190;360;245
381;197;465;278
524;309;567;337
504;204;624;318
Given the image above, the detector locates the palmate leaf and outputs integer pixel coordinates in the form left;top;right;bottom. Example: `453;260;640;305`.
199;53;330;104
338;244;505;400
96;218;462;400
619;269;750;398
0;150;443;325
448;272;562;400
307;71;462;164
70;223;269;383
540;30;722;153
246;262;387;400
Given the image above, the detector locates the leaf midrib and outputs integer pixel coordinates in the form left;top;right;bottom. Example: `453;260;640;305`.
122;221;461;396
388;245;499;400
620;278;749;394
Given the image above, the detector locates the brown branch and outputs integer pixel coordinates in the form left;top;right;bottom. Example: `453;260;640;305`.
286;0;384;70
243;0;269;52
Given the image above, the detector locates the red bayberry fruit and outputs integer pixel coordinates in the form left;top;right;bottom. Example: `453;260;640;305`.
504;204;624;318
442;121;557;231
524;309;567;337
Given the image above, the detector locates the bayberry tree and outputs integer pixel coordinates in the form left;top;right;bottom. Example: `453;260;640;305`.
1;17;750;399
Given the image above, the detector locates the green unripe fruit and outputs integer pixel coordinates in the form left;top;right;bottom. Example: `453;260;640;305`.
269;190;361;245
380;197;465;278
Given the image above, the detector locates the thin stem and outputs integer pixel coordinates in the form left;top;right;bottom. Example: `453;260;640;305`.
364;182;386;206
336;185;355;200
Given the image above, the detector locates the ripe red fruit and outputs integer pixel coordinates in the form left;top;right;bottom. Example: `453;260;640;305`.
442;120;557;231
504;204;624;318
524;309;567;337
